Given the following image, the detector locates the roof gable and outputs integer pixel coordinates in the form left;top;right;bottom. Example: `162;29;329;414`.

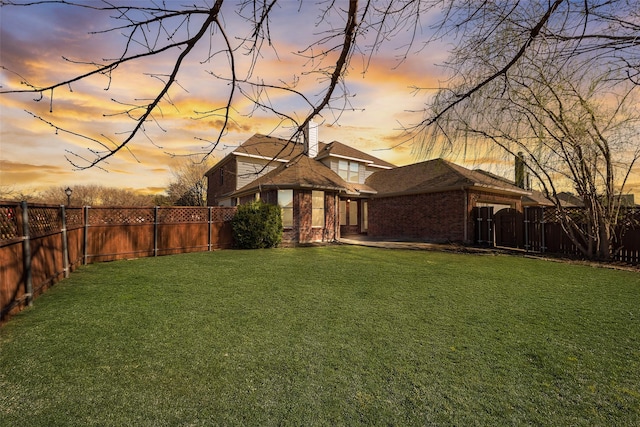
233;133;304;161
205;133;303;177
316;141;395;169
232;155;365;197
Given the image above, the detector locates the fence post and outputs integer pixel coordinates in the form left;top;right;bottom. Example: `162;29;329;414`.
154;206;159;257
208;207;213;252
541;207;546;253
524;206;530;252
83;206;90;265
61;205;70;278
487;208;494;247
20;201;33;306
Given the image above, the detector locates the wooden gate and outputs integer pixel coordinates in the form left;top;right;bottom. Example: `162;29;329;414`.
494;208;523;249
473;206;494;245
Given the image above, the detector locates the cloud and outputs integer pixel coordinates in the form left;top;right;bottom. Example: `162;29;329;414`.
0;159;74;186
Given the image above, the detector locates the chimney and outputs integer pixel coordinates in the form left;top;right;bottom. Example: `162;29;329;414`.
304;120;318;158
515;152;526;189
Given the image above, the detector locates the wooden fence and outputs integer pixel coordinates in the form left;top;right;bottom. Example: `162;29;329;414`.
524;206;640;264
476;205;640;264
0;202;236;324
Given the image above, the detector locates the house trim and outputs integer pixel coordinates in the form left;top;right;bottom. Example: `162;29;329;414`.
371;183;531;199
233;152;290;163
315;153;394;170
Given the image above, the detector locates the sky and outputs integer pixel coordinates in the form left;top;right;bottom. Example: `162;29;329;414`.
0;1;448;196
1;1;638;198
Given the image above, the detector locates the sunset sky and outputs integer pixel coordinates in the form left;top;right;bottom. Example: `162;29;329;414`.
1;1;638;197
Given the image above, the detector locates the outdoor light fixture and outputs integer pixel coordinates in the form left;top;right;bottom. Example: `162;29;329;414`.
65;187;73;206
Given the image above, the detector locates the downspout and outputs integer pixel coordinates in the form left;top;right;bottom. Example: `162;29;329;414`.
463;188;468;243
335;193;340;241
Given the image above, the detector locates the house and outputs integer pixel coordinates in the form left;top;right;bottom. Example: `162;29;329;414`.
205;124;531;245
205;123;394;244
365;159;530;243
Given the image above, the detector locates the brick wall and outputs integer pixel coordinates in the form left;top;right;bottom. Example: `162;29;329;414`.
368;191;468;242
206;159;237;205
292;190;338;244
468;191;523;212
237;189;338;245
368;189;524;243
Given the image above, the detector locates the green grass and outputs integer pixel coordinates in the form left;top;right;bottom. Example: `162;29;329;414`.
1;246;639;426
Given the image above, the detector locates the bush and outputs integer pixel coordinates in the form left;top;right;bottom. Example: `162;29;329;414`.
232;200;283;249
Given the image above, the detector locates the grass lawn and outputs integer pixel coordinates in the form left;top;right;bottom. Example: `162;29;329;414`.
1;245;639;426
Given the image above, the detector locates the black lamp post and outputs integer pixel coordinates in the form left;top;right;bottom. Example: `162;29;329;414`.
65;187;73;206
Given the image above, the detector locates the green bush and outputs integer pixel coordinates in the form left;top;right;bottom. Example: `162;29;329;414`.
232;200;283;249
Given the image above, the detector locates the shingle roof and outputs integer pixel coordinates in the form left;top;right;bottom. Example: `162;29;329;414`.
232;133;304;161
522;190;556;207
365;158;530;196
232;154;370;197
316;141;395;169
204;133;303;177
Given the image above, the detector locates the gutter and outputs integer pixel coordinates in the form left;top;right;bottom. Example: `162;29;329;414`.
374;182;531;199
463;187;468;242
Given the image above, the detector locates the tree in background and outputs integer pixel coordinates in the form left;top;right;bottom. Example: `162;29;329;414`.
165;158;212;206
0;184;27;201
413;1;640;260
33;185;155;206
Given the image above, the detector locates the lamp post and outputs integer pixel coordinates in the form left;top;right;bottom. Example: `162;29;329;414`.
65;187;73;206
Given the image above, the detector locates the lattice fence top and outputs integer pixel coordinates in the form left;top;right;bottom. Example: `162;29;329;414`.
65;207;84;227
212;207;237;222
0;205;19;240
28;206;62;237
620;207;640;228
542;207;589;224
0;205;237;240
88;207;155;225
86;206;237;225
158;207;209;223
527;206;640;227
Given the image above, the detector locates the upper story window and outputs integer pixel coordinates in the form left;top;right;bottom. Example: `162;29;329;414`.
338;160;359;183
278;189;293;228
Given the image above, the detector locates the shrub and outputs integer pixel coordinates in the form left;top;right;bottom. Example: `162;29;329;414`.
232;200;283;249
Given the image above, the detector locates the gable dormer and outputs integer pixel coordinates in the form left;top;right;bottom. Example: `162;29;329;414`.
315;141;395;185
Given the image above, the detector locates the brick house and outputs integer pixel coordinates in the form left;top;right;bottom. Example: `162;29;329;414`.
205;124;530;245
365;159;529;243
205;123;394;244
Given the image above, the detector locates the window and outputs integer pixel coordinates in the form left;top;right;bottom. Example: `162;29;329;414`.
338;160;360;183
339;199;358;225
339;200;347;225
312;191;324;227
278;190;293;228
219;168;224;185
349;200;358;225
362;201;368;231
